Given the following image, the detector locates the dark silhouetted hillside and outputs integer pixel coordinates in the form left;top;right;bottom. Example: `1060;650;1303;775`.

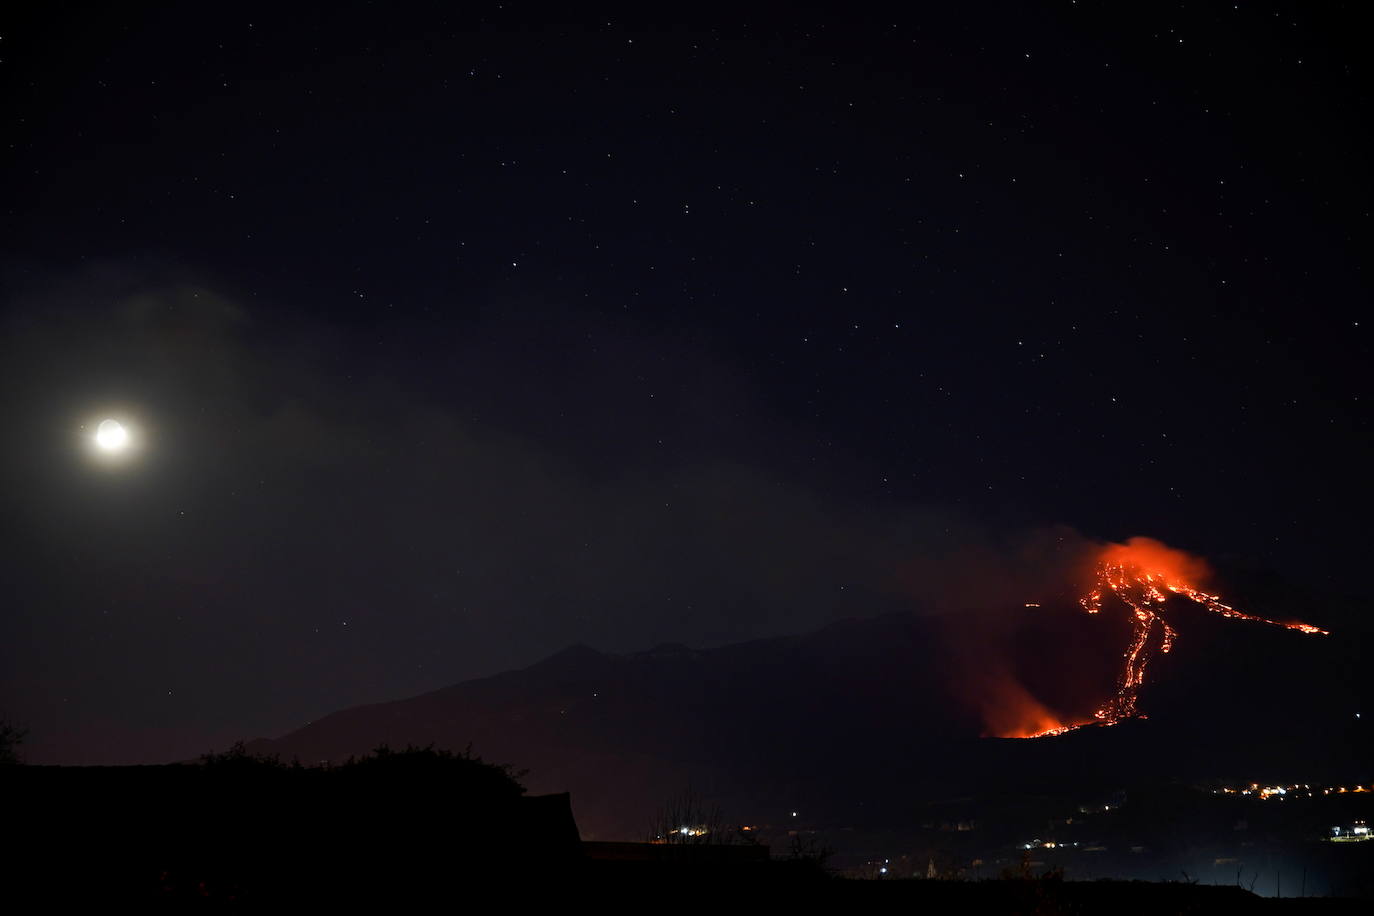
243;597;1369;839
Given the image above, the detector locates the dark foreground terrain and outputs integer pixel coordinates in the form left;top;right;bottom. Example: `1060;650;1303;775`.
7;757;1370;911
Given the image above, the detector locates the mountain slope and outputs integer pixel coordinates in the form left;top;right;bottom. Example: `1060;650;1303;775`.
245;602;1369;839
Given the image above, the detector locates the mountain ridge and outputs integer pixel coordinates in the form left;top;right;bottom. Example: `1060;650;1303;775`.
243;597;1368;839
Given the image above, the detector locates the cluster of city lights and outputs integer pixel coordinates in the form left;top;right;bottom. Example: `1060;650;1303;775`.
1213;782;1372;800
1021;839;1077;850
1330;821;1370;842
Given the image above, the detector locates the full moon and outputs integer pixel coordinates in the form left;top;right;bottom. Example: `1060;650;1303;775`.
95;419;129;452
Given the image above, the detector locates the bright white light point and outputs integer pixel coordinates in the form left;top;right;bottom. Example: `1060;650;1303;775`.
95;419;129;452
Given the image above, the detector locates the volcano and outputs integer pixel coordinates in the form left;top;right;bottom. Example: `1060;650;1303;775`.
242;585;1367;839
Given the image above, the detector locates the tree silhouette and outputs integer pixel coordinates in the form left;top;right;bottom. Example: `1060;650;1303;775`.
198;740;291;769
340;743;528;797
194;740;527;795
0;719;27;765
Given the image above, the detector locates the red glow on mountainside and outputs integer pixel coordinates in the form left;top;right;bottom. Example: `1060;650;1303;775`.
1077;538;1327;730
991;537;1328;738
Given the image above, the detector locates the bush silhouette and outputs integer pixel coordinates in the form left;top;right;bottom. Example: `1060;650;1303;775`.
338;743;528;798
198;740;291;769
0;719;26;765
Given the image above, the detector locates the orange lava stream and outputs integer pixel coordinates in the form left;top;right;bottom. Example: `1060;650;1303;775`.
1010;722;1079;739
1077;561;1329;728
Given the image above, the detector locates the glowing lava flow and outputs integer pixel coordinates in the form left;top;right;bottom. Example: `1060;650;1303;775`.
1007;539;1330;739
1079;543;1329;727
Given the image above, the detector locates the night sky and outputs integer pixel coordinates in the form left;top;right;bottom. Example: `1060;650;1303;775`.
2;2;1368;765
